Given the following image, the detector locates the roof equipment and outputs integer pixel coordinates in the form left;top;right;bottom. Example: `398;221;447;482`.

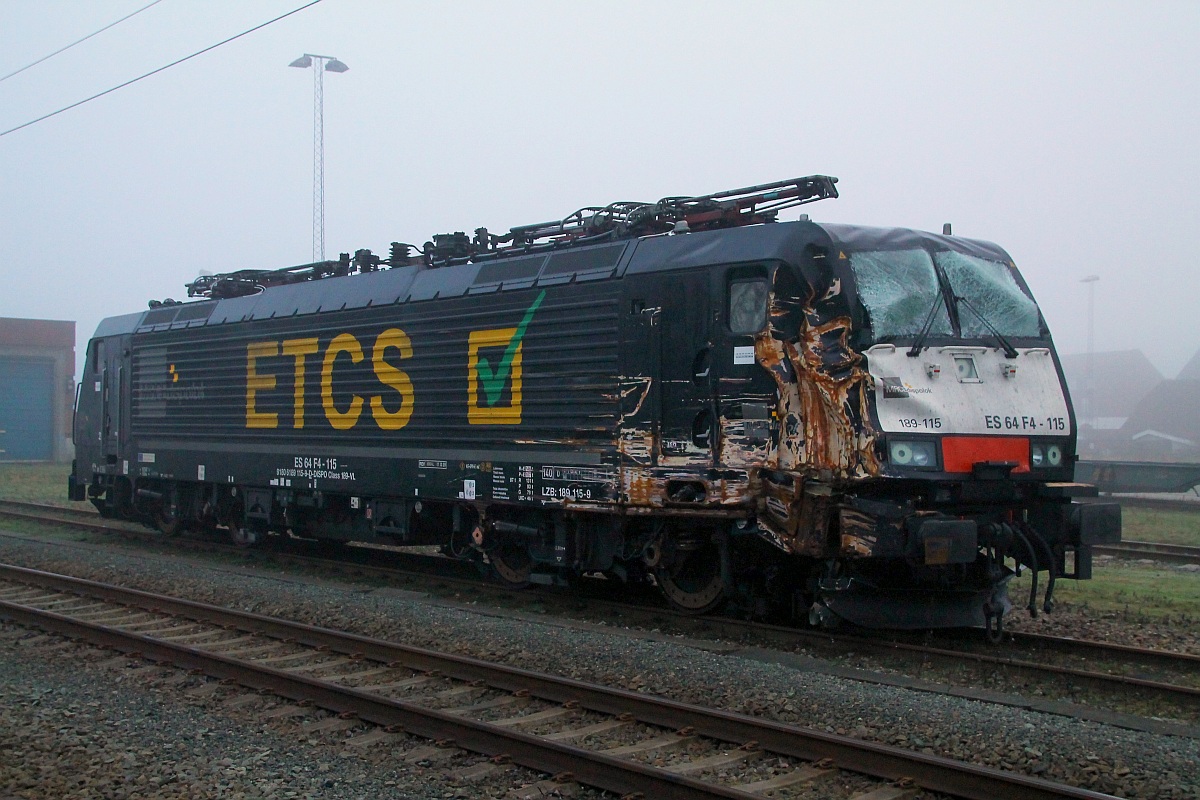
182;176;838;300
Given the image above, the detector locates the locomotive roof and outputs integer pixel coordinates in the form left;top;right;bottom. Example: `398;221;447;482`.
96;220;1014;339
818;223;1011;262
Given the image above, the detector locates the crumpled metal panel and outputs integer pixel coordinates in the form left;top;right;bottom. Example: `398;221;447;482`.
716;412;771;469
839;507;905;558
756;270;880;479
755;471;833;556
750;267;882;554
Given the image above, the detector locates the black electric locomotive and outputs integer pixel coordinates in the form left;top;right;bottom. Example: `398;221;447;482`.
69;177;1121;632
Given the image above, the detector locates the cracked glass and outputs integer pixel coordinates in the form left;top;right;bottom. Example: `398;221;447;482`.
936;252;1041;338
850;250;952;339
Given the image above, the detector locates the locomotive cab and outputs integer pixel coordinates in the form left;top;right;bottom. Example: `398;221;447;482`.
750;224;1122;631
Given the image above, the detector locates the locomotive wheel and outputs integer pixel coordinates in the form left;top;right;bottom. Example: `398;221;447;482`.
229;524;260;548
489;538;532;588
655;541;727;615
154;509;182;537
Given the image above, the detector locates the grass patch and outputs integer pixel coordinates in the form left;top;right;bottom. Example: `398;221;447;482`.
1010;558;1200;624
1120;507;1200;547
0;463;76;507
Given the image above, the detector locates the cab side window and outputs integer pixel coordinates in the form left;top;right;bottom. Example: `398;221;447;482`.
728;277;769;334
91;339;105;373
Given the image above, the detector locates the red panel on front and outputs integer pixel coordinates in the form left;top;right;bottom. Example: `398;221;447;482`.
941;436;1030;474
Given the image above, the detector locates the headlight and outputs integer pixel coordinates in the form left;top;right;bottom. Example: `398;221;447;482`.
889;440;937;468
954;356;979;380
1031;443;1065;468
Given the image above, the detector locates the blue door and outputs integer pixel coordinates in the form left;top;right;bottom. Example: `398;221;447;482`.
0;358;54;461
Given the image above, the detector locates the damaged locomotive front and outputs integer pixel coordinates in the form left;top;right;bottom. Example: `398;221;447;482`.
741;225;1121;632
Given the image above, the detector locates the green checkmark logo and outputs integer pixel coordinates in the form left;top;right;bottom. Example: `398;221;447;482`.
475;290;546;406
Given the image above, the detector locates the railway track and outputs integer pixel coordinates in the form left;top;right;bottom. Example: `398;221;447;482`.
1093;540;1200;566
0;563;1124;800
1096;495;1200;514
825;629;1200;729
9;499;1200;569
3;498;1199;725
0;498;138;528
8;498;1200;570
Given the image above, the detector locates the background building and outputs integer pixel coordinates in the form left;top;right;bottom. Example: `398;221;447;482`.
0;317;75;462
1061;348;1200;462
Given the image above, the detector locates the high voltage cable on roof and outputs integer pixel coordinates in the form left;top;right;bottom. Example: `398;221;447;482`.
0;0;166;84
0;0;325;139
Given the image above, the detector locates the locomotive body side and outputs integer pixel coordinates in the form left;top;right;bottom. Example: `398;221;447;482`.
75;246;630;542
70;216;1120;630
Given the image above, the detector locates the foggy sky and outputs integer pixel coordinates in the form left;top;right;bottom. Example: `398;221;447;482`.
2;1;1197;380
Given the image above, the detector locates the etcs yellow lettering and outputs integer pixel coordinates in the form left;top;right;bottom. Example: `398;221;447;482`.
281;337;319;428
245;341;279;429
371;328;415;430
245;330;414;431
322;333;364;430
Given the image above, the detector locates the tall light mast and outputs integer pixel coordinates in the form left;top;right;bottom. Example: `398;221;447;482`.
289;53;348;262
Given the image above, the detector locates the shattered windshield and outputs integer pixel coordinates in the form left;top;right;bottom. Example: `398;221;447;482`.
935;252;1042;338
849;250;952;340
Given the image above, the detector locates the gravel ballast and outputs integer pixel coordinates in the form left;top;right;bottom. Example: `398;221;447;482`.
0;631;440;800
0;627;603;800
0;531;1196;799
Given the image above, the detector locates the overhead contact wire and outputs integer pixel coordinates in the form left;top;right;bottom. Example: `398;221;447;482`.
0;0;167;84
0;0;325;139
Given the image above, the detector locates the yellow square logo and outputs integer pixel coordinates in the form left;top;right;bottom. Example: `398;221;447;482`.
468;327;523;424
467;290;545;425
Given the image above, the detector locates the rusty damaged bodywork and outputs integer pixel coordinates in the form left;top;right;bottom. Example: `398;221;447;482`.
71;178;1120;631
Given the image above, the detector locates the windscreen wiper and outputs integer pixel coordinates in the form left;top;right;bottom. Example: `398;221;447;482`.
955;295;1019;358
906;292;948;357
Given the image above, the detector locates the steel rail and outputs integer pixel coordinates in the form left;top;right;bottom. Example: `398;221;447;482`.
1092;496;1200;514
3;501;1197;699
683;618;1200;704
0;563;1116;800
862;636;1200;699
0;499;98;517
0;499;123;532
0;598;744;800
1005;630;1200;668
1094;540;1200;566
8;497;1199;575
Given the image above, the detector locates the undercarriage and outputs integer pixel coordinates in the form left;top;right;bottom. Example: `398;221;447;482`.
80;468;1120;637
